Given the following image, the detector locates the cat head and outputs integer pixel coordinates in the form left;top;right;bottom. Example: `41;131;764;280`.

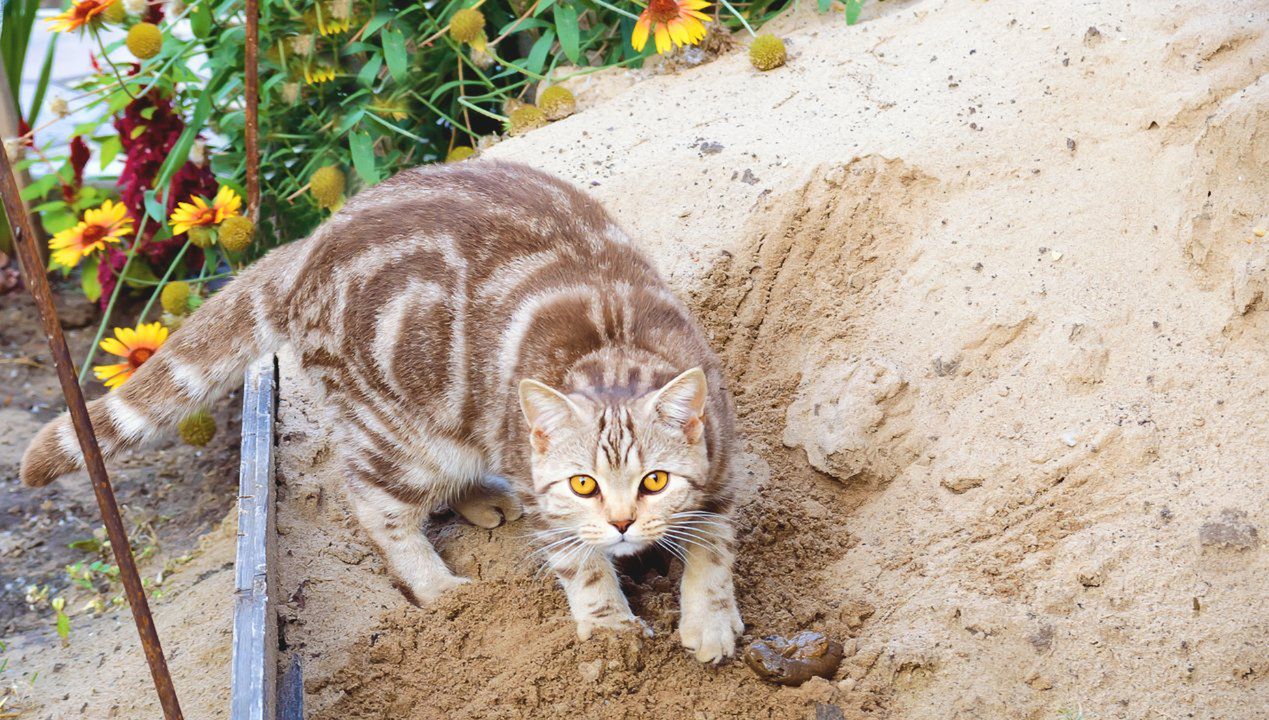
518;368;718;560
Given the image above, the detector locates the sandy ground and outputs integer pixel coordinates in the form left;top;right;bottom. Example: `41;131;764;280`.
8;0;1268;717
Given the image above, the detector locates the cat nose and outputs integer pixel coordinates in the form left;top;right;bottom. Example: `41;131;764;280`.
610;519;634;534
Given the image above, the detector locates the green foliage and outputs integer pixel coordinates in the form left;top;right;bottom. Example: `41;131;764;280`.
24;0;851;381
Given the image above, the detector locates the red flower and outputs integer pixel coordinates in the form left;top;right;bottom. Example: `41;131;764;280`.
97;95;216;307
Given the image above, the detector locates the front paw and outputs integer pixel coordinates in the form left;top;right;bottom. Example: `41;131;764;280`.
679;599;744;663
402;573;470;606
577;613;653;641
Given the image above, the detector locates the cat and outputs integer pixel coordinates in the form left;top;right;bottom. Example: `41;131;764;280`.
20;160;744;662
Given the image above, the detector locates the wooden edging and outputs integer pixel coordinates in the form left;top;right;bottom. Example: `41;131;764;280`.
231;356;279;720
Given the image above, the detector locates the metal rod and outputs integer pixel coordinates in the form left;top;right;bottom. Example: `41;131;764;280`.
244;0;260;218
0;127;185;720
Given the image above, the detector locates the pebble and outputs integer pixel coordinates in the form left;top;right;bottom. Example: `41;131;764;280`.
1060;431;1078;447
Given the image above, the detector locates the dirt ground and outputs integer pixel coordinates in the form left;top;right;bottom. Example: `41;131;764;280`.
0;286;243;716
6;0;1269;718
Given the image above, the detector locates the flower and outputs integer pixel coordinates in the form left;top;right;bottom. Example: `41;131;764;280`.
160;281;191;315
126;22;163;60
50;96;71;118
48;200;133;269
538;86;576;121
169;185;242;236
303;64;337;85
47;0;119;33
178;410;217;446
218;216;255;253
445;146;476;163
749;33;786;71
507;105;546;135
632;0;710;55
449;8;485;45
310;166;345;209
92;322;168;389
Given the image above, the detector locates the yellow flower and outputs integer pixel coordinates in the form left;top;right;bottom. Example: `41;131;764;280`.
303;64;338;85
169;186;242;236
632;0;710;55
449;8;485;45
310;165;345;209
48;199;133;269
126;22;163;60
445;146;476;163
748;33;786;71
507;105;546;135
93;322;168;389
47;0;119;33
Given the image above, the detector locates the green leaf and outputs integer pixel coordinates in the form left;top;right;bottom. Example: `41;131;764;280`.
190;2;213;37
130;125;146;139
357;53;383;87
363;12;394;38
349;131;379;185
80;256;101;303
525;30;555;77
817;0;832;12
19;172;57;202
382;27;407;83
845;0;862;25
98;135;122;169
55;611;70;642
144;190;166;223
140;106;157;120
554;4;580;64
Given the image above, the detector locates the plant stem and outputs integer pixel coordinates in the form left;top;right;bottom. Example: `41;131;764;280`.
716;0;756;35
91;29;140;101
78;215;148;384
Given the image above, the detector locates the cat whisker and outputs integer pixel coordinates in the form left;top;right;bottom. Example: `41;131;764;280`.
656;537;690;566
660;529;727;559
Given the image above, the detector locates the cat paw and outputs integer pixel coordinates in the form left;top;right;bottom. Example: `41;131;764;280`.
452;477;523;529
679;600;744;664
577;613;653;641
401;573;470;606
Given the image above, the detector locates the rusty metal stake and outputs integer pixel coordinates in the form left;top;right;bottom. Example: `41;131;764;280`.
0;140;185;719
244;0;260;218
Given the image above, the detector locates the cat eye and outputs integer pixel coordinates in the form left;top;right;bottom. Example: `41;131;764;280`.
641;470;670;494
568;474;599;497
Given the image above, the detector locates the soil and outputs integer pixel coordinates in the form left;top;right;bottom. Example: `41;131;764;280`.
0;285;242;716
5;0;1268;718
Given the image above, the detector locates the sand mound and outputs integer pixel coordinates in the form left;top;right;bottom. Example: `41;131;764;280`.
12;0;1266;717
275;2;1267;718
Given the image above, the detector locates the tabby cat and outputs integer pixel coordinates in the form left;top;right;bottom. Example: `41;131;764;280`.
21;161;744;661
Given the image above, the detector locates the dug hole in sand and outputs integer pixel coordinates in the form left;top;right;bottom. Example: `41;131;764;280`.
15;0;1268;718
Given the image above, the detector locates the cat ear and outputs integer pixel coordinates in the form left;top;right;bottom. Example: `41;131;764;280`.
519;379;582;453
645;367;708;444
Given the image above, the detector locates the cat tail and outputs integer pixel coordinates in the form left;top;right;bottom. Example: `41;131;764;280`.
20;240;305;488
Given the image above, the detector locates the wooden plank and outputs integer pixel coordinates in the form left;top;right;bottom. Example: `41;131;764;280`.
231;356;278;720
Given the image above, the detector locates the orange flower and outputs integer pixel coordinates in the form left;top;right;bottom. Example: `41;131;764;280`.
48;199;133;269
92;322;168;389
168;185;243;236
631;0;710;54
47;0;118;33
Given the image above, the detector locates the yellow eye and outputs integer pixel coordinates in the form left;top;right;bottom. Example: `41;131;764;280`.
641;470;670;494
569;474;599;497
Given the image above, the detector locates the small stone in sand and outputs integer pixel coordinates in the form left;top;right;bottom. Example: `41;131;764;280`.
744;631;844;686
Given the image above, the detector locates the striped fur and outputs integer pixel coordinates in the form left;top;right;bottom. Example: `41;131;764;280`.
20;161;743;661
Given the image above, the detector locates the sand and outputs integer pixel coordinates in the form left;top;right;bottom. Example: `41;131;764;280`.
9;0;1268;717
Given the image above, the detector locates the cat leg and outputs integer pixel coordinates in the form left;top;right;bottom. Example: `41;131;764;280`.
450;474;524;529
550;547;650;640
345;468;468;605
678;527;744;663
